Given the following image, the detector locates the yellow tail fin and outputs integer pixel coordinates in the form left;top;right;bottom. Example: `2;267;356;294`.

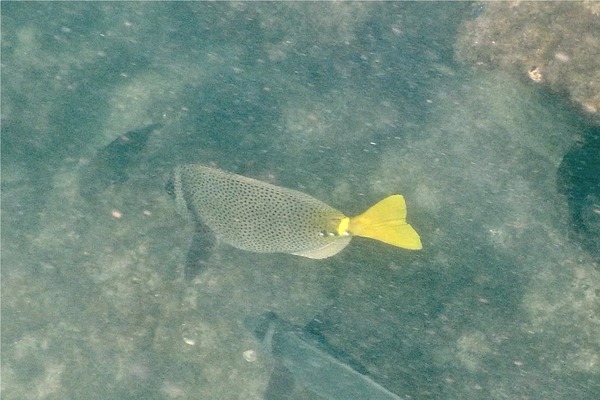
348;195;422;250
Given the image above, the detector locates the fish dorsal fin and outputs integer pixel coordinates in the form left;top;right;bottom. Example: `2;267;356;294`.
349;195;422;250
292;236;352;259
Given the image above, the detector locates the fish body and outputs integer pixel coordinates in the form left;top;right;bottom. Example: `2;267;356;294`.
245;312;403;400
168;164;421;259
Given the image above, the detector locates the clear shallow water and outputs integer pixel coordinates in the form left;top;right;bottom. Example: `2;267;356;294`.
2;2;599;399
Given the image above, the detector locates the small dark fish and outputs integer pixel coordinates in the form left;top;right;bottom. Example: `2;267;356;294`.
79;123;162;199
245;312;403;400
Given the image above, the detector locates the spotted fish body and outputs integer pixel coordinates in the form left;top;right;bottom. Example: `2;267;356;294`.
169;164;351;259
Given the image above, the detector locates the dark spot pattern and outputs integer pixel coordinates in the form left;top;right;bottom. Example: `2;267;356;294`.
172;164;345;254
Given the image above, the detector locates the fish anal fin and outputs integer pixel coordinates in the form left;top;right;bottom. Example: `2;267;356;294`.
292;236;352;259
349;195;422;250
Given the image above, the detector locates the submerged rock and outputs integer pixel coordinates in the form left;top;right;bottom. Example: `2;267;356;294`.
455;2;600;124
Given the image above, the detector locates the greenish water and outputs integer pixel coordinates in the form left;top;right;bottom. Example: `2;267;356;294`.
2;2;598;399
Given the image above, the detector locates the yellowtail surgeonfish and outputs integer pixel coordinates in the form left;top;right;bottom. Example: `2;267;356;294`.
168;164;421;259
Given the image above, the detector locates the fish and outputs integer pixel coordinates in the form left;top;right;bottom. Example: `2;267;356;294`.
79;123;162;199
167;164;421;259
244;312;403;400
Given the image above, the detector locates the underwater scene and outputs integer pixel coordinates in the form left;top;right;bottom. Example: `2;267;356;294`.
2;2;599;399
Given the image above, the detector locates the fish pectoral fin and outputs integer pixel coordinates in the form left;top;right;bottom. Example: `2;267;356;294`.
292;236;352;259
184;222;217;280
349;195;422;250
